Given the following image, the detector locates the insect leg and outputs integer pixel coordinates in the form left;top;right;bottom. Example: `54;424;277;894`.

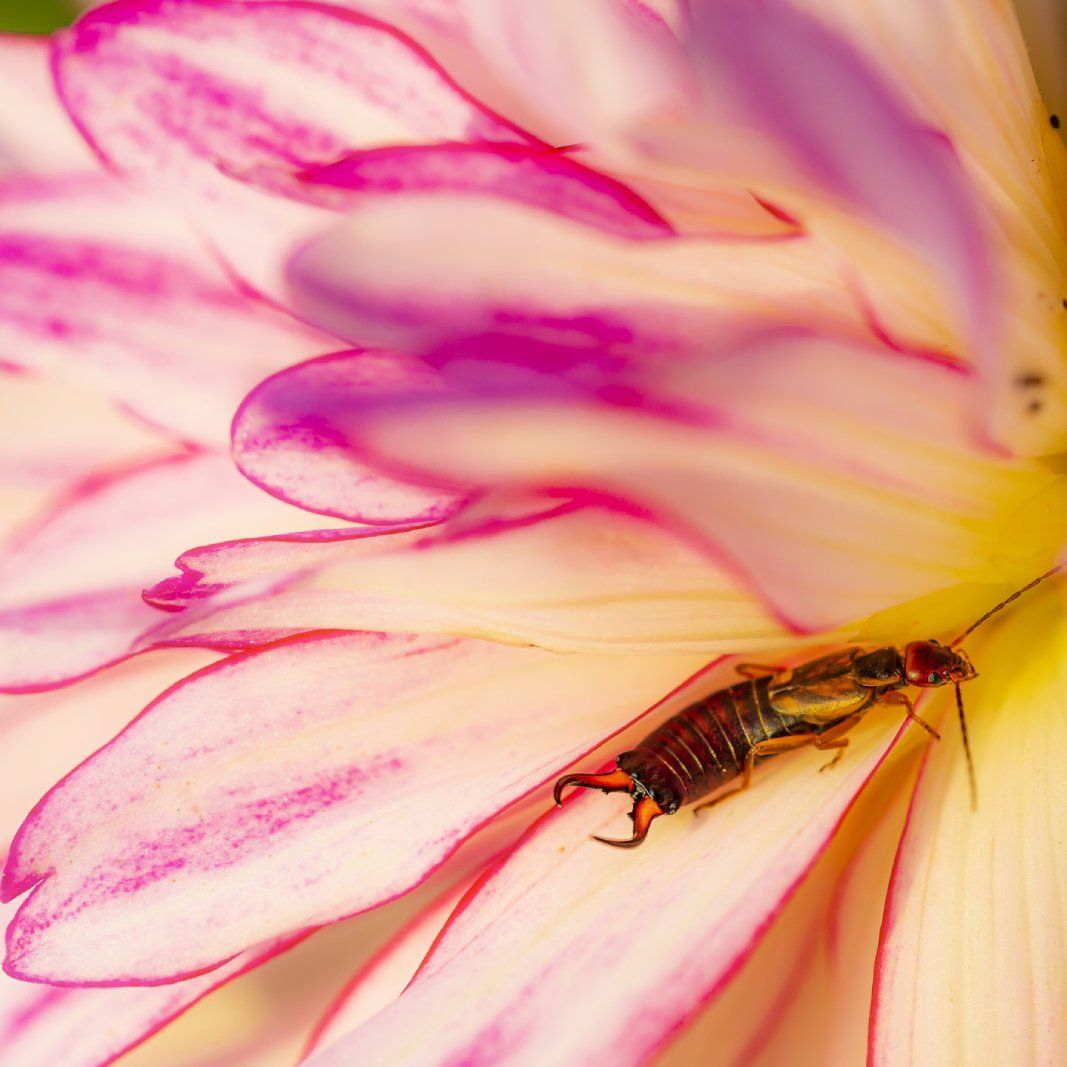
693;733;814;814
734;662;787;679
813;712;863;771
879;691;940;740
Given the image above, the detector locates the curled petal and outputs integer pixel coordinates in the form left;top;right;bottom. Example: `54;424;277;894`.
301;715;901;1067
871;586;1067;1065
232;348;469;524
54;0;531;294
2;634;708;982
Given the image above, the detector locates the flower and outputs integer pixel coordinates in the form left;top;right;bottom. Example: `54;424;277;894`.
1;1;1066;1065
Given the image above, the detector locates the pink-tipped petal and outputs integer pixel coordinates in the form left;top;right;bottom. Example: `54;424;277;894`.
0;36;95;172
0;652;220;850
149;504;789;655
299;142;671;237
0;913;303;1067
301;714;901;1067
53;0;531;296
871;585;1067;1065
0;453;345;691
232;348;469;524
0;172;331;447
2;634;708;982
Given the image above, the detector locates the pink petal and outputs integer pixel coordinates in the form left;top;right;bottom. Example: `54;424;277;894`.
0;452;343;691
300;142;671;238
871;589;1067;1065
286;197;863;356
0;172;331;447
0;910;303;1066
301;714;901;1067
0;651;220;852
53;0;531;296
148;503;787;654
231;335;1042;631
2;634;708;982
0;36;95;172
232;349;469;524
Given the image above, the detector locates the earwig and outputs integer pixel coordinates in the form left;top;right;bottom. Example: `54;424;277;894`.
555;565;1062;847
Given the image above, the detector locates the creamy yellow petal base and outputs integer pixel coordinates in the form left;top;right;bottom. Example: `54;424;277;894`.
872;579;1067;1065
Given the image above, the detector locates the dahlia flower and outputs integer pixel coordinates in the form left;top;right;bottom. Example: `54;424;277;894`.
1;1;1066;1065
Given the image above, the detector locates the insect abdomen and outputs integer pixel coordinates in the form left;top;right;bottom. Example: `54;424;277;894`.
617;678;809;810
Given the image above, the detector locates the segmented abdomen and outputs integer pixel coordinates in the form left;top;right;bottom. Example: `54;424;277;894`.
618;677;811;809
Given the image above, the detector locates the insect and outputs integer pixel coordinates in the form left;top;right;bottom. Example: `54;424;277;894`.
554;566;1062;847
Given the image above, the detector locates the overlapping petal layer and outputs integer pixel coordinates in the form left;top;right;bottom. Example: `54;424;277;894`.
286;196;865;356
301;713;900;1067
871;586;1067;1065
0;453;336;691
54;0;531;294
148;504;790;654
0;172;329;446
302;880;471;1059
233;337;1055;631
2;633;707;982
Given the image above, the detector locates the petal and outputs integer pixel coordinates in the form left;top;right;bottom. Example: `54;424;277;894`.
0;651;219;850
458;0;693;149
0;35;95;172
661;725;918;1067
53;0;531;296
871;583;1067;1065
300;142;672;238
300;713;901;1067
304;880;472;1059
150;504;791;654
0;172;330;447
2;634;707;982
0;453;343;691
286;199;865;355
235;337;1057;631
0;915;302;1067
232;349;468;524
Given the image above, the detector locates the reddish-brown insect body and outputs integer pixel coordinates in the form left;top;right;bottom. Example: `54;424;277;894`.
555;567;1061;847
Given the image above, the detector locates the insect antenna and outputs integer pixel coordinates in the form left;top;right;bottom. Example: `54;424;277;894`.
954;683;977;811
950;564;1063;647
